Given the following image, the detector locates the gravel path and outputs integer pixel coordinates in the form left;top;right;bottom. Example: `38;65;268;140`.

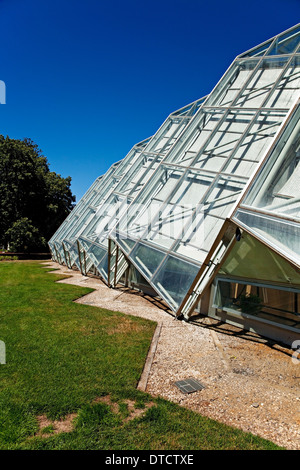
44;261;300;450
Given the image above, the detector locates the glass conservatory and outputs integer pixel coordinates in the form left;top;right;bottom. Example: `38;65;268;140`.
49;24;300;346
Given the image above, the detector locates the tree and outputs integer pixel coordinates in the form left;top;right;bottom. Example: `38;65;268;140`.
0;135;75;251
5;218;46;253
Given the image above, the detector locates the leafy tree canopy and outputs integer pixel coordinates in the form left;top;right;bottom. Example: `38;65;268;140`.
0;135;75;252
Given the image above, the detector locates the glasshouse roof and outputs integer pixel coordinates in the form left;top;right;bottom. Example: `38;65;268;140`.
49;23;300;325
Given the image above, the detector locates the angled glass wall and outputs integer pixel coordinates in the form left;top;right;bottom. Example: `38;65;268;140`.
111;25;300;311
239;24;300;58
232;102;300;266
211;230;300;333
48;174;104;263
49;24;300;325
48;162;122;265
56;137;150;267
70;97;206;278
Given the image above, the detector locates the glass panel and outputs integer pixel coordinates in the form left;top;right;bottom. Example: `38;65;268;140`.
88;244;107;269
204;60;259;107
235;57;289;108
223;110;286;177
130;242;166;279
170;173;244;264
49;175;101;246
129;265;153;290
114;236;136;255
116;157;156;195
62;208;95;242
77;237;92;252
63;240;80;268
118;166;185;238
164;110;224;166
242;106;300;221
219;230;300;285
241;40;273;58
97;253;109;280
265;56;300;108
151;120;185;153
268;26;300;55
234;209;300;266
214;279;300;329
173;212;224;264
48;242;56;260
54;241;64;261
77;237;107;269
239;38;274;57
202;176;245;218
193;110;255;172
82;194;122;241
146;170;214;250
152;255;200;309
124;162;160;199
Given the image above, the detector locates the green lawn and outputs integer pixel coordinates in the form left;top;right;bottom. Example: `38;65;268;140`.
0;261;283;450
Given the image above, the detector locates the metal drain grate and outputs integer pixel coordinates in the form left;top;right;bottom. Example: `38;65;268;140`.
175;378;205;394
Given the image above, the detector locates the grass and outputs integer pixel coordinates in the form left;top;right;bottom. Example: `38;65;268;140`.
0;261;284;450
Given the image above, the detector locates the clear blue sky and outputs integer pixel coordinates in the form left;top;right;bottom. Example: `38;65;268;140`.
0;0;299;201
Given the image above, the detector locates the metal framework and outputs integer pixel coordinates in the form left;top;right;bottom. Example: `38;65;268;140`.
49;24;300;343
